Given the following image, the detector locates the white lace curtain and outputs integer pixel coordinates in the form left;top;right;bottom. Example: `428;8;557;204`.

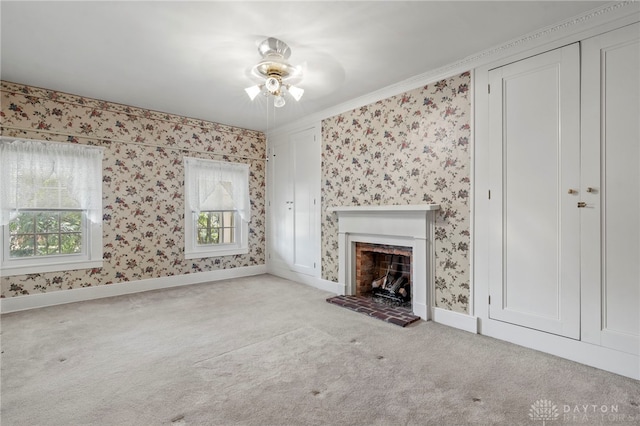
184;157;251;222
0;137;104;225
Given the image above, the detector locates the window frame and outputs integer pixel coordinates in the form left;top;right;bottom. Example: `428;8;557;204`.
1;209;103;276
183;158;249;259
0;137;104;277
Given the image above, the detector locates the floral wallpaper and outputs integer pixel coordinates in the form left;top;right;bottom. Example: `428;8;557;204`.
322;72;471;313
0;81;266;298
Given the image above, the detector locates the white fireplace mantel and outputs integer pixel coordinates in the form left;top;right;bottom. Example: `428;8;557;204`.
327;204;440;213
328;204;440;320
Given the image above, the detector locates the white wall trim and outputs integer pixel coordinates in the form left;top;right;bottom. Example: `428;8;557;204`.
0;265;267;314
468;68;476;318
267;264;342;295
432;307;478;334
313;278;343;295
268;1;639;139
479;318;639;380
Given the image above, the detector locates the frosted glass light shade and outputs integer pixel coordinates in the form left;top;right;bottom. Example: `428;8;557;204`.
244;85;262;100
288;85;304;101
274;95;286;108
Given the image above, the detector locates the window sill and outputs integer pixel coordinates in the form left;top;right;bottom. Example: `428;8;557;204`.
185;246;248;259
0;259;103;277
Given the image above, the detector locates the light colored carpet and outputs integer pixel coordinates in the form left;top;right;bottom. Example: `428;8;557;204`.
1;274;638;425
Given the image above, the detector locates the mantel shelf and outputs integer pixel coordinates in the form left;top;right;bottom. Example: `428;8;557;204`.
327;204;440;213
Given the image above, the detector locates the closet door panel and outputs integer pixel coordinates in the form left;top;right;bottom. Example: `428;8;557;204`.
271;141;294;266
269;128;320;277
290;128;320;276
581;23;640;354
488;44;581;338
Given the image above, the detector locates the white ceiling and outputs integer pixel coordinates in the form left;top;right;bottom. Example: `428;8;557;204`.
1;1;610;132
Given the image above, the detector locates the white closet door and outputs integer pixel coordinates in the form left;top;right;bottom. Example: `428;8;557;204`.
290;128;320;276
581;23;640;355
271;141;294;267
488;44;581;338
269;128;320;277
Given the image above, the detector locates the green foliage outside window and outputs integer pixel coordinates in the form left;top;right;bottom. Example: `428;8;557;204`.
8;211;83;258
197;211;235;245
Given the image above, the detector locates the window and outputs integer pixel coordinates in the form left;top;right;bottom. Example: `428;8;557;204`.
0;137;104;276
197;211;235;245
184;157;250;258
9;210;83;257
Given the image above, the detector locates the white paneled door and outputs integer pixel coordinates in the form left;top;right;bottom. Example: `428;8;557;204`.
270;127;320;276
272;141;294;268
581;23;640;355
488;44;581;339
290;128;319;275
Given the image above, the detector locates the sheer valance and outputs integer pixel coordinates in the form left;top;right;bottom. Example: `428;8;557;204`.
184;157;251;222
0;137;104;225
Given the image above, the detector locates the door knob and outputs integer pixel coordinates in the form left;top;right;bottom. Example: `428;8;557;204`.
577;202;587;208
586;187;595;193
568;189;577;195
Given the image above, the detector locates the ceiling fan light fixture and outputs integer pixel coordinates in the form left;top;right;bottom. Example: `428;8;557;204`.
288;85;304;101
246;37;304;108
265;76;281;94
274;95;286;108
244;85;262;100
257;37;291;60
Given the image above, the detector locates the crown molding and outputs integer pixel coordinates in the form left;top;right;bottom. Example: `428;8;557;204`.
268;1;639;138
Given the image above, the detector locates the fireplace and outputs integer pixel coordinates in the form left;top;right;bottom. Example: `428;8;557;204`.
355;242;413;307
327;204;440;320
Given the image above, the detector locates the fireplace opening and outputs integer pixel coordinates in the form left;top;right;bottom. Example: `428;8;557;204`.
355;243;412;309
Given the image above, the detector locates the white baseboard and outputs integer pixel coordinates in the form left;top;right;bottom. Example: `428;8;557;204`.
413;302;429;322
432;307;479;333
312;278;344;294
479;317;639;380
0;265;267;314
267;265;343;294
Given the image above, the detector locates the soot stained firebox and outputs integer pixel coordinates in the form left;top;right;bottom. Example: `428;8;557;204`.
355;242;412;308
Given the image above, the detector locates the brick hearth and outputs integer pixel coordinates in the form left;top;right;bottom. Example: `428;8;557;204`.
326;295;420;327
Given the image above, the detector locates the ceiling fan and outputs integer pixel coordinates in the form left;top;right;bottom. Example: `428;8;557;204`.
244;37;304;108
